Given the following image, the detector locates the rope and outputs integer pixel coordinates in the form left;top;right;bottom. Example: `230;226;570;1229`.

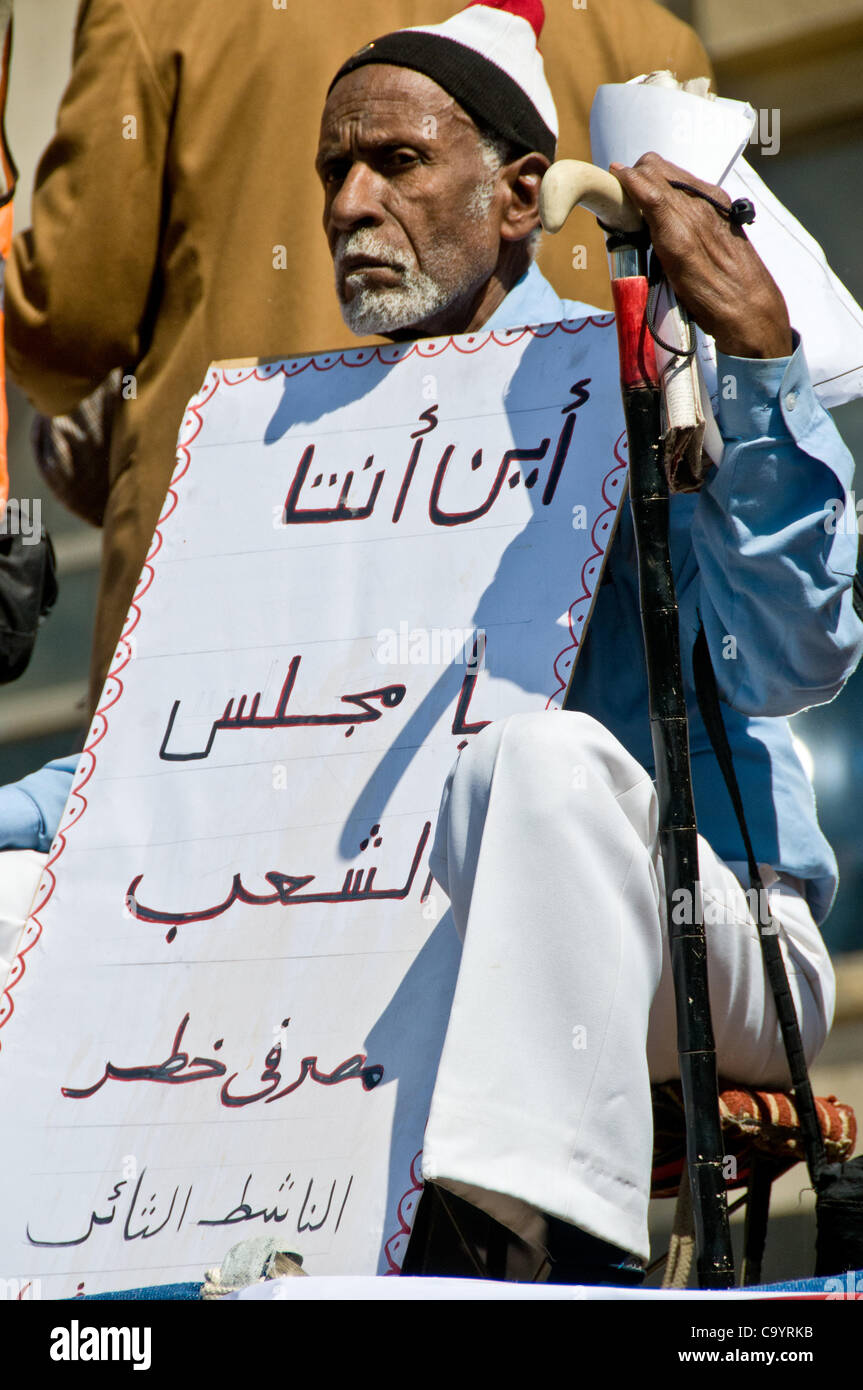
662;1162;696;1289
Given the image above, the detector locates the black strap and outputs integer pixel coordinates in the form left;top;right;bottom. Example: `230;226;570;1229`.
667;181;756;228
645;251;697;360
692;625;827;1185
854;534;863;623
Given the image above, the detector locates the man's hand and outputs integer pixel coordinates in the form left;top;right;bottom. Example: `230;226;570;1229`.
610;153;793;360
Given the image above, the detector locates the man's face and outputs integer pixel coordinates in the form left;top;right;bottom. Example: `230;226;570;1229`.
316;65;505;337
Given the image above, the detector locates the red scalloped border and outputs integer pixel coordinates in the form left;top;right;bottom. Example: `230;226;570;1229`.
382;1150;424;1275
0;374;214;1049
546;427;628;708
216;314;613;387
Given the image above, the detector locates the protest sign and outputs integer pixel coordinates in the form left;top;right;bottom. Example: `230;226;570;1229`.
0;315;626;1295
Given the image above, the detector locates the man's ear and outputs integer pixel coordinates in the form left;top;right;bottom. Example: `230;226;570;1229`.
499;153;550;243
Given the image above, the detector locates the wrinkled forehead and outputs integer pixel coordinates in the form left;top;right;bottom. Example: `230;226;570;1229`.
317;63;479;154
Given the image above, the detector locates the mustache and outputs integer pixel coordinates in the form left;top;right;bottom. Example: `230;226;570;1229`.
333;230;412;276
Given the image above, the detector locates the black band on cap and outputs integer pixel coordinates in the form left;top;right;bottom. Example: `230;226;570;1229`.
328;31;556;162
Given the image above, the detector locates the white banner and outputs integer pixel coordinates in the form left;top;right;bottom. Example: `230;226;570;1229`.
591;79;863;410
0;316;627;1296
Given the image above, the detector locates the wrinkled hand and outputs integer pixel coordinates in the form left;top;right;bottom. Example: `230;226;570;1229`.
610;153;792;360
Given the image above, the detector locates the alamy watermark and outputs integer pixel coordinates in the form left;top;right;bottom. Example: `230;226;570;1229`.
0;1276;42;1300
0;497;41;545
825;492;863;534
670;882;778;933
376;623;486;668
50;1320;151;1370
824;1270;863;1299
671;106;780;158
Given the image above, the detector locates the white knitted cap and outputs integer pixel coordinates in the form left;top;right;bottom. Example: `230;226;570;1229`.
330;1;558;160
408;3;558;141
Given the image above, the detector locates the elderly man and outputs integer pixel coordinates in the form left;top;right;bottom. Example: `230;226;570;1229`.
7;0;711;720
317;1;863;1286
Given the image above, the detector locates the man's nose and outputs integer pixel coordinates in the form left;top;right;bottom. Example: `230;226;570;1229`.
328;161;385;233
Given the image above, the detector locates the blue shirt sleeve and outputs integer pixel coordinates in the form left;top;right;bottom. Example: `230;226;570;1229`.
680;336;863;715
0;754;79;853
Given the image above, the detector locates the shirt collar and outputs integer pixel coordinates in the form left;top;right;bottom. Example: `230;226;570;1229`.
483;262;569;331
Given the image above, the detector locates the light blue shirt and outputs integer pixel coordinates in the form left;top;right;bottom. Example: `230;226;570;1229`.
487;263;863;922
0;755;80;854
5;265;861;921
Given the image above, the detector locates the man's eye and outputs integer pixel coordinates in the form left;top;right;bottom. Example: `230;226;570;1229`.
323;163;349;185
383;150;419;170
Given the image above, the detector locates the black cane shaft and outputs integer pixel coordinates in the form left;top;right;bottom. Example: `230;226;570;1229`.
690;625;828;1189
621;383;735;1288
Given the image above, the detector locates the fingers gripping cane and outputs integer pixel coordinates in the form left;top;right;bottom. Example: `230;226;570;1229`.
541;162;735;1289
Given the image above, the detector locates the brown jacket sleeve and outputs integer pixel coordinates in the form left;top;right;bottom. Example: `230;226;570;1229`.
5;0;173;415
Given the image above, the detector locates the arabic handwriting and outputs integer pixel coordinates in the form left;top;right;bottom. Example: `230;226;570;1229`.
196;1172;297;1228
26;1180;127;1249
283;445;386;524
298;1177;337;1233
451;669;492;737
561;378;591;415
451;633;492;737
198;1172;352;1235
541;414;576;507
61;1014;227;1098
27;1167;354;1247
429;381;590;523
391;404;441;521
159;654;406;761
177;1185;192;1231
278;390;591;529
429;439;548;527
410;405;439;438
334;1174;353;1233
224;1052;384;1109
391;437;423;524
126;820;432;941
197;1173;258;1228
123;1171;182;1242
61;1013;384;1110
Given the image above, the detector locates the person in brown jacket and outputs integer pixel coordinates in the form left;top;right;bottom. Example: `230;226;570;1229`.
5;0;712;716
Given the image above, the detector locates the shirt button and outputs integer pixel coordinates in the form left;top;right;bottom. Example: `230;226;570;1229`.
785;391;798;411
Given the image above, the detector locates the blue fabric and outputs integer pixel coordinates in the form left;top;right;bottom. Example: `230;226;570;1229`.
484;260;598;332
0;754;79;853
73;1270;863;1295
76;1282;202;1300
756;1270;863;1293
488;267;863;923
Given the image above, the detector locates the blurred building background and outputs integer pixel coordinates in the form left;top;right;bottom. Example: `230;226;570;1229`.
1;0;861;1291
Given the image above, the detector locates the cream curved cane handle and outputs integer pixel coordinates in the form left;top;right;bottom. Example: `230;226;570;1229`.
539;159;642;235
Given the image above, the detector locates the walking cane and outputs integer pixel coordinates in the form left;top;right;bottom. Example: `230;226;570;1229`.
541;161;735;1289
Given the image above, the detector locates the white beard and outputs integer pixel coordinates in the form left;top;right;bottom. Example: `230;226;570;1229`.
334;228;471;336
339;268;452;335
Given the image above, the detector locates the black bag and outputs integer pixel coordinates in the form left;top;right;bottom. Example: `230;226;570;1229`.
0;525;58;684
815;1156;863;1278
